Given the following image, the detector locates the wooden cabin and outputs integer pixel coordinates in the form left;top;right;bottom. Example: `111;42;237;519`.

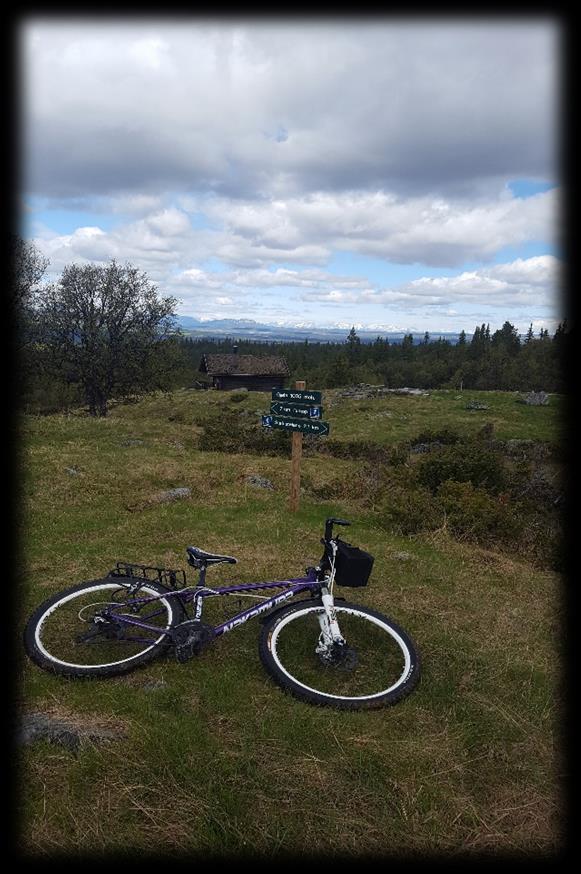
199;346;289;391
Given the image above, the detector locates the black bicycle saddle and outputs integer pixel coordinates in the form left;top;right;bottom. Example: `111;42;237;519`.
186;546;238;567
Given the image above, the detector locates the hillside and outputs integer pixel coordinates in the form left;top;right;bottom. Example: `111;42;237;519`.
17;387;565;856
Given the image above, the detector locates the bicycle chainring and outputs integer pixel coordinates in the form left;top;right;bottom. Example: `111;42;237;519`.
171;620;215;663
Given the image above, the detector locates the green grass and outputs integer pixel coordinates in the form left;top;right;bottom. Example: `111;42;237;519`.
326;389;563;444
16;388;564;856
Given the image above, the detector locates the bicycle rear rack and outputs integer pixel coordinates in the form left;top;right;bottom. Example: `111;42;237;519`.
108;561;188;589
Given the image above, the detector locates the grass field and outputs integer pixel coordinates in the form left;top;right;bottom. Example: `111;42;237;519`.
16;388;565;857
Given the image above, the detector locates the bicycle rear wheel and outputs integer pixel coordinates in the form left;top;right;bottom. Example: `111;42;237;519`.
259;599;420;710
24;579;182;678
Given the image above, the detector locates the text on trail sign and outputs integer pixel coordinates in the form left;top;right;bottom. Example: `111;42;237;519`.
272;388;322;405
262;415;330;437
270;401;322;419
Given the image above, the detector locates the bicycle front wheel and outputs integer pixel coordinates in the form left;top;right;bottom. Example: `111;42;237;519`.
259;599;420;710
24;579;182;678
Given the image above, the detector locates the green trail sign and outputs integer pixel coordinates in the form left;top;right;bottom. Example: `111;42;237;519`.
263;382;327;512
270;401;323;419
262;414;330;437
272;388;322;405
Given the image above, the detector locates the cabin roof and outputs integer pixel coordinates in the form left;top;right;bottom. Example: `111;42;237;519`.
199;353;290;377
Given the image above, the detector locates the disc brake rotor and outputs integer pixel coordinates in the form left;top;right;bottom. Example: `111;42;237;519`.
317;642;358;671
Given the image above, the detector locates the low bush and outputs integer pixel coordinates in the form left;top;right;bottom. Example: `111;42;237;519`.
229;390;249;403
196;412;563;570
516;512;565;572
316;439;392;464
198;411;291;456
417;443;507;494
377;484;445;535
437;480;521;543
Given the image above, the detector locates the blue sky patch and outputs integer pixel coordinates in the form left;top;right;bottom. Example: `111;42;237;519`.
508;179;556;199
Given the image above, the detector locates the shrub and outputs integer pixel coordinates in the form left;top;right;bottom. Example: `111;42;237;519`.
317;439;392;464
301;474;352;501
377;484;445;535
516;513;565;571
437;480;521;543
388;443;410;467
198;411;291;456
197;410;245;453
417;443;507;494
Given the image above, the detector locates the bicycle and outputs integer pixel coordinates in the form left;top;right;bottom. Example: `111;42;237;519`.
23;518;420;710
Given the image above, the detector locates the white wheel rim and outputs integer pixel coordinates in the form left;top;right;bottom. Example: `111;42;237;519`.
269;605;413;701
34;583;175;670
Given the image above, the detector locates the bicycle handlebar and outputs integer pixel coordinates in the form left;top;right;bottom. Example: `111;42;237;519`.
324;517;351;542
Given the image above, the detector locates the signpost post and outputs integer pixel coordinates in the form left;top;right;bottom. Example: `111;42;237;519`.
261;380;330;512
289;382;305;513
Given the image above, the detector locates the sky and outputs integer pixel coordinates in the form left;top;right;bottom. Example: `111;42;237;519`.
19;17;563;335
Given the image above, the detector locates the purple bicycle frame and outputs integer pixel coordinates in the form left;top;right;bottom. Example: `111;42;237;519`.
105;568;321;643
210;574;319;636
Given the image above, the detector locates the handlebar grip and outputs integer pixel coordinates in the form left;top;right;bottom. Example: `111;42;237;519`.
324;517;351;540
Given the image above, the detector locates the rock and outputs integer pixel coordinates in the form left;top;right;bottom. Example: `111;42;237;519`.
465;401;489;410
156;487;192;502
65;467;80;475
141;679;168;693
245;475;275;490
18;710;126;753
523;391;549;406
337;384;428;400
410;441;443;454
126;486;192;512
384;387;429;397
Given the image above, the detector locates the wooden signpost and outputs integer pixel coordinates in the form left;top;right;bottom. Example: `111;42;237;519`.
261;380;330;512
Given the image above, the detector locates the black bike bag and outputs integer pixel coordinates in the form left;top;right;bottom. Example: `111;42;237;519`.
333;540;374;587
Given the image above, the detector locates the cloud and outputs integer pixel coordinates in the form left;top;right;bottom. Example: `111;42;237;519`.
22;20;558;202
144;208;191;237
164;255;561;320
196;187;558;267
300;255;560;311
22;20;559;332
31;185;559;301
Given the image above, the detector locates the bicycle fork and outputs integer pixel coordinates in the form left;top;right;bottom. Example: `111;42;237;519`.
315;588;346;656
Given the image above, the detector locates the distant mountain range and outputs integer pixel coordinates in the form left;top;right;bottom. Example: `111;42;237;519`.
175;316;467;345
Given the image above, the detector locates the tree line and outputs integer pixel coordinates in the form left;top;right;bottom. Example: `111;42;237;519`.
12;238;571;416
179;319;570;395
